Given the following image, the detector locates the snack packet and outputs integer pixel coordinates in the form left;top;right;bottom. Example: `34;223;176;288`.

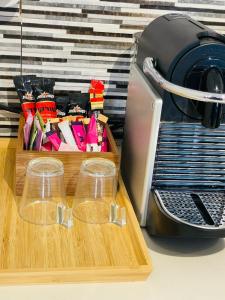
55;96;70;118
23;111;33;150
101;127;108;152
36;110;46;132
89;80;105;111
86;114;99;152
34;114;44;151
29;117;38;150
13;75;36;119
58;120;79;151
41;141;52;151
68;92;89;120
32;78;57;122
35;128;43;151
71;121;86;152
58;142;74;151
97;113;108;145
46;131;62;151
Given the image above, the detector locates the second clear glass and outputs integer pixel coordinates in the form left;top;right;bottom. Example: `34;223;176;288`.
73;158;117;224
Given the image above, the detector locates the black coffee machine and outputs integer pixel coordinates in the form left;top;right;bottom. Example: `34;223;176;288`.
121;14;225;237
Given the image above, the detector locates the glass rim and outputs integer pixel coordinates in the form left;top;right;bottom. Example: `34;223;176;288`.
26;157;64;177
80;158;116;177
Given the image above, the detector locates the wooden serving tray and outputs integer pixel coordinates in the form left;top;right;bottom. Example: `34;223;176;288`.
0;139;152;285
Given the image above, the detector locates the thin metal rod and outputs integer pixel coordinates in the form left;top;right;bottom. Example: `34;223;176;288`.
19;0;22;15
143;57;225;104
19;0;23;76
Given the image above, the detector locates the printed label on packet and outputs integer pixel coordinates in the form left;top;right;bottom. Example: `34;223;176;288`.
36;101;57;123
21;102;36;119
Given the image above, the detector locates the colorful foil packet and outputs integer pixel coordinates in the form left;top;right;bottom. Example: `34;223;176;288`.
89;80;105;111
68;93;89;120
14;75;36;119
23;111;34;150
71;121;86;152
46;131;62;151
18;78;109;153
32;78;57;122
101;128;108;152
86;114;99;152
55;96;70;118
58;120;80;151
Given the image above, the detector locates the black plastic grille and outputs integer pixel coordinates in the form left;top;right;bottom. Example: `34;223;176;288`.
153;122;225;228
153;122;225;189
156;190;225;227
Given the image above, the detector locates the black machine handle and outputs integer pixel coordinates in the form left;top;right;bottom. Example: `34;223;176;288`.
143;57;225;104
199;67;224;128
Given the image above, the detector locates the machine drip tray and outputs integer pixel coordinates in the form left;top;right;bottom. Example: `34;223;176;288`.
155;190;225;228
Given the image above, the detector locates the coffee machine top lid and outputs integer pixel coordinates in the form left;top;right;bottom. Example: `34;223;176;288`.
136;13;225;128
136;13;225;80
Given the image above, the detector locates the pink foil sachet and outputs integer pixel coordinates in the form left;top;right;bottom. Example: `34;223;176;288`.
46;131;62;151
86;114;99;152
41;141;52;151
71;122;86;152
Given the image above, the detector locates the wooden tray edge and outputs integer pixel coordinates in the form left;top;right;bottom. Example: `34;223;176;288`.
118;175;152;268
0;265;151;285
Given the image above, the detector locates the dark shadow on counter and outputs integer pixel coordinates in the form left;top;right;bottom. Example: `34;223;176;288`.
142;229;225;257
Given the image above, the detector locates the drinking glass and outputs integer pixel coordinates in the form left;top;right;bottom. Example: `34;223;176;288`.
19;157;72;227
73;158;117;224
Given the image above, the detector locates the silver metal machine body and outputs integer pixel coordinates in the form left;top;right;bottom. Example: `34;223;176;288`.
122;14;225;237
121;63;162;226
122;63;225;233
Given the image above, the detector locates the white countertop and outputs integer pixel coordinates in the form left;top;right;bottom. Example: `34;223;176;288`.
0;229;225;300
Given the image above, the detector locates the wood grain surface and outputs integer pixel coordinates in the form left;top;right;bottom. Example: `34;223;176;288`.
15;116;120;196
0;139;152;285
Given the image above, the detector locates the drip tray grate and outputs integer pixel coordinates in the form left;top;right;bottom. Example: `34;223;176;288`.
155;190;225;228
